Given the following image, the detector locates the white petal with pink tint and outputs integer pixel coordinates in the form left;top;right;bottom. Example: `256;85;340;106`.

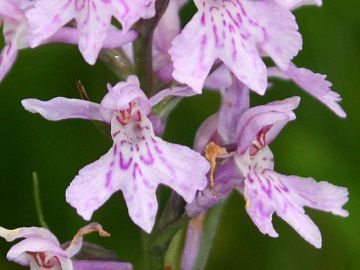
26;0;155;64
268;64;346;117
271;0;322;10
170;0;301;94
66;111;209;233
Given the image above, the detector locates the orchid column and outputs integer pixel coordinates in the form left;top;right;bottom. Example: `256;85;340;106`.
0;0;349;270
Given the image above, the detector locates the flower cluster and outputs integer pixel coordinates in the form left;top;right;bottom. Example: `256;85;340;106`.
0;0;349;269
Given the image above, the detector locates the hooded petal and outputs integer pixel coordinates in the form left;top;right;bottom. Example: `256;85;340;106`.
0;227;59;243
236;97;300;154
26;0;155;64
268;64;346;117
7;239;69;266
21;98;105;122
170;0;301;94
101;76;151;118
0;226;69;267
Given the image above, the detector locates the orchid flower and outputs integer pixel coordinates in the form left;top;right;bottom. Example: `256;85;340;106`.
0;0;137;83
169;0;302;94
187;78;348;248
0;223;132;270
0;0;28;82
25;0;154;64
234;97;348;247
21;75;209;233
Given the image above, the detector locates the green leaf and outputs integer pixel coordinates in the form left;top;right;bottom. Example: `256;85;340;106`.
192;202;226;270
164;227;186;270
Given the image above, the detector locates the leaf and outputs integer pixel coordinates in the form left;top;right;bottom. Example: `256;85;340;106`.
192;201;225;270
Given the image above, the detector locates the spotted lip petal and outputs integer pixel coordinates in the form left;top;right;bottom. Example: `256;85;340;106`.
236;138;348;248
26;0;155;64
67;110;209;233
170;0;302;94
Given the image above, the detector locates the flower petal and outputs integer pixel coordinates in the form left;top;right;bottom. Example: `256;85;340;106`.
45;27;137;49
236;97;300;153
271;0;322;10
170;0;302;94
120;175;158;233
218;79;249;143
0;0;23;20
194;113;219;153
66;147;120;221
268;64;346;117
149;86;197;107
277;173;349;217
26;0;155;64
67;110;209;233
21;97;105;122
241;146;348;248
0;41;18;82
170;12;216;93
204;65;232;90
153;0;183;82
244;1;302;70
7;238;68;266
186;159;242;217
101;76;151;116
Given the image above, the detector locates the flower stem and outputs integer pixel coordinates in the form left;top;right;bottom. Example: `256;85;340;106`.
100;48;134;80
32;172;49;229
133;0;170;96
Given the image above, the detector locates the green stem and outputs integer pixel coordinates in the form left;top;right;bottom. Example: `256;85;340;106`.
133;0;170;95
143;215;189;270
32;172;49;229
100;48;134;80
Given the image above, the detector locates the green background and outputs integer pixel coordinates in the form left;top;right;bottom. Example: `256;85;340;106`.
0;2;359;269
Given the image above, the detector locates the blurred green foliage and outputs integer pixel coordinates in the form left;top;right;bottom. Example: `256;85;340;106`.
0;1;359;270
